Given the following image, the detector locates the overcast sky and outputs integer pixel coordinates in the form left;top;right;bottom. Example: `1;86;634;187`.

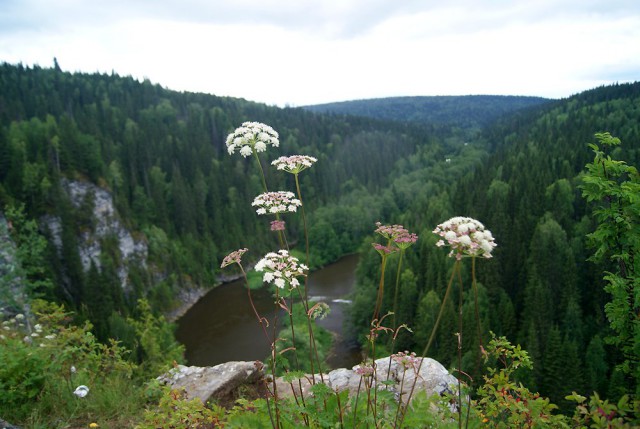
1;0;639;106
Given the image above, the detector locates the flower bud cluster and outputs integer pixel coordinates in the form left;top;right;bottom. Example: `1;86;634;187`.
252;191;301;215
255;250;308;290
433;216;497;260
372;222;418;255
271;155;318;174
220;248;248;268
353;362;375;377
226;121;279;157
391;350;421;371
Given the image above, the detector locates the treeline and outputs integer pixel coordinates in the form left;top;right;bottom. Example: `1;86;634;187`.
347;81;640;412
304;95;550;129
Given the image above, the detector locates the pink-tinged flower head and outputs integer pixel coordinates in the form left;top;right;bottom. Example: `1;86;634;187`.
254;249;308;290
374;222;418;250
252;191;301;215
392;351;421;371
270;220;286;231
226;122;279;158
374;222;407;240
372;242;398;256
353;362;375;377
433;216;497;260
221;248;248;268
271;155;318;174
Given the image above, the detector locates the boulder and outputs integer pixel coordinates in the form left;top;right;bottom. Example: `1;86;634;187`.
158;361;265;405
275;356;457;404
160;356;457;407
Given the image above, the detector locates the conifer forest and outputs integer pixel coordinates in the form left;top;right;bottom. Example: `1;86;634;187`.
0;62;639;427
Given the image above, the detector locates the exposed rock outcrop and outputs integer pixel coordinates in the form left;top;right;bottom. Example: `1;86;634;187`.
158;361;266;406
0;214;29;317
159;356;457;407
42;179;148;292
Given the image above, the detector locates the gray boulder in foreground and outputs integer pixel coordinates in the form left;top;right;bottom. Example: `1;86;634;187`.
159;356;457;406
158;361;265;405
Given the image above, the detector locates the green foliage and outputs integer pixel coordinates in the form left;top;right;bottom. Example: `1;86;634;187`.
137;388;226;429
3;203;54;300
580;132;640;396
0;300;154;427
126;299;185;376
473;334;568;428
566;391;640;428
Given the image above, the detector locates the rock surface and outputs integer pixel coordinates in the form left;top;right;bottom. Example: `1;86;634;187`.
42;179;148;292
159;356;457;407
158;361;265;405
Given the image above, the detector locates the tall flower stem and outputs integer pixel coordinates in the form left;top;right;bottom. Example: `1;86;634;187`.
372;254;389;323
423;260;459;357
390;249;405;346
397;259;460;428
471;256;483;352
252;150;286;248
286;292;309;423
239;265;278;429
292;174;324;385
294;173;310;296
457;264;464;429
253;150;269;193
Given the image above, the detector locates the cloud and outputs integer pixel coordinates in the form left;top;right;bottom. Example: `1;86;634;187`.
1;0;639;105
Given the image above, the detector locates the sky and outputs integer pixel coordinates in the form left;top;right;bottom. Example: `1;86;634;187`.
1;0;639;107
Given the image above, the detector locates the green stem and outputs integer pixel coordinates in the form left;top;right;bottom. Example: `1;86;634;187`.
457;264;464;429
389;249;405;347
240;265;278;429
398;259;460;429
471;256;483;373
295;173;310;291
421;259;459;357
372;254;388;323
253;149;269;193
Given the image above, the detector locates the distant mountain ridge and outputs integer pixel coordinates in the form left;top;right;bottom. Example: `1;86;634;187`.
303;95;552;128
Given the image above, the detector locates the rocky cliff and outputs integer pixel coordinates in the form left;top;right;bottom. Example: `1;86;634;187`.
43;179;148;293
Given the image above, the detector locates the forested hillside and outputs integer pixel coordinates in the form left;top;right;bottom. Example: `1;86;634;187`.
0;63;435;330
348;82;640;411
0;64;640;414
304;95;550;129
1;60;639;426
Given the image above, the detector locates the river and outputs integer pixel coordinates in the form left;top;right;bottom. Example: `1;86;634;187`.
175;253;362;370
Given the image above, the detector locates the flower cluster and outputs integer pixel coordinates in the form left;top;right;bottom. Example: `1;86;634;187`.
391;351;421;371
271;155;318;174
433;216;497;260
254;250;308;289
353;362;375;377
373;222;418;254
270;220;286;231
252;191;301;215
372;243;398;255
226;121;279;157
221;248;248;268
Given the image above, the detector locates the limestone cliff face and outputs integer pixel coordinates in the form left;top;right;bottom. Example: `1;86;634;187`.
0;214;29;315
43;179;148;293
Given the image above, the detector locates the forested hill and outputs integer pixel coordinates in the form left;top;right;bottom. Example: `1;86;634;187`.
0;61;445;336
348;80;640;411
303;95;551;129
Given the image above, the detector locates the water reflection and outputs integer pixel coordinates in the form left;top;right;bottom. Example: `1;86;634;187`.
175;254;361;369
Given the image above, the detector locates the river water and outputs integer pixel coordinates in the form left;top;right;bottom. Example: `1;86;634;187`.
175;254;362;370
